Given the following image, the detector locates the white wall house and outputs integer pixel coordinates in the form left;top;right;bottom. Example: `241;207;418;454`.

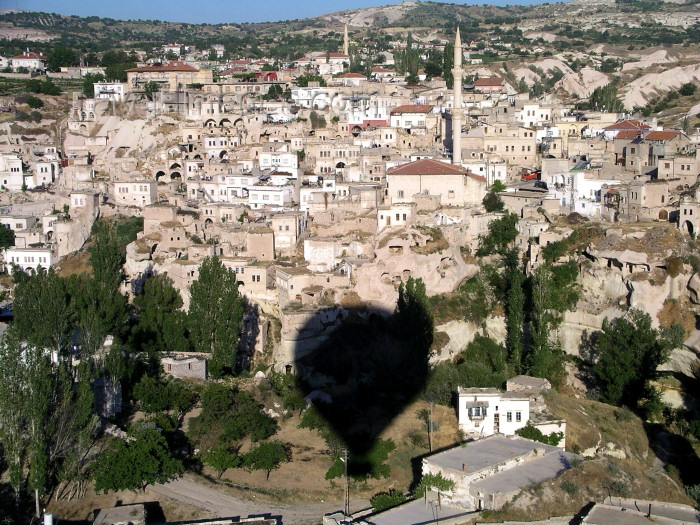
4;247;54;274
112;181;158;207
458;387;530;438
259;150;299;171
248;185;293;209
10;50;46;72
0;154;27;191
94;81;126;103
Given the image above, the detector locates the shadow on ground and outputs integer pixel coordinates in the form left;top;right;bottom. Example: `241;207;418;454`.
293;306;431;477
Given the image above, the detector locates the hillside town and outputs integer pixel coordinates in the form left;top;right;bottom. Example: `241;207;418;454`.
0;2;700;525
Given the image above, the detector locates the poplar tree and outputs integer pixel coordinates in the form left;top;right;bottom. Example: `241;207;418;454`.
188;257;244;377
0;330;27;514
443;42;454;89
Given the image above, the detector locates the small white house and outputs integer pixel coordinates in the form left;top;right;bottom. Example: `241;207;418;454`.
112;181;157;207
458;387;530;438
4;247;54;274
248;185;293;209
94;81;126;103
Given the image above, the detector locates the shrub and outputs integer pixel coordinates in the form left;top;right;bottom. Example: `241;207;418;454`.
26;95;43;109
561;480;579;495
515;423;564;446
370;489;406;512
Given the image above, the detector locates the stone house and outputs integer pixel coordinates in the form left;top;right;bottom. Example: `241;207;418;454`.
10;50;46;72
385;158;486;207
125;62;213;92
421;435;578;511
161;354;207;380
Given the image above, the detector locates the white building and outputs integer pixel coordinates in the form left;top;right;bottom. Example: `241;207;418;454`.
248;185;293;209
458;387;530;438
10;50;46;72
4;247;54;274
94;81;127;103
0;154;29;191
112;181;158;207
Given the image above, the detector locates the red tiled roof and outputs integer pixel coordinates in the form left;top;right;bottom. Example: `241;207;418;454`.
474;77;504;87
645;130;679;141
387;158;485;183
11;52;46;60
390;104;433;115
603;119;650;131
614;130;642;140
126;62;199;73
338;72;366;78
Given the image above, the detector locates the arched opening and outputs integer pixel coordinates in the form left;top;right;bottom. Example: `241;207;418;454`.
169;162;181;170
220;118;231;127
351;125;362;137
204;119;216;128
193;154;202;160
685;220;694;235
151;243;158;254
336;162;346;169
155;171;166;183
219;150;228;159
234;118;243;126
659;210;668;221
204;218;213;228
170;172;182;181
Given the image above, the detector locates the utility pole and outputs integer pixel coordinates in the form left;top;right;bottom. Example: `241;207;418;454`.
343;448;350;517
429;402;434;452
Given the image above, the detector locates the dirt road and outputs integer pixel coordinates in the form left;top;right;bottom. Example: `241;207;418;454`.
151;476;370;524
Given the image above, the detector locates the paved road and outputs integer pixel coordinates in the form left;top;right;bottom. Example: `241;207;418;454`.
151;476;370;525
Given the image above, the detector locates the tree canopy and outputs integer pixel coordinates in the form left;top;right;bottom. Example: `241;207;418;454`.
594;309;672;411
93;426;183;493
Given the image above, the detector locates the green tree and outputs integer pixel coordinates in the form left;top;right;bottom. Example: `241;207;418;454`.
442;42;454;89
188;257;244;377
82;72;105;97
396;277;433;361
413;471;455;498
93;427;183;493
104;62;135;82
0;226;14;248
26;95;43;109
244;441;290;480
296;74;326;87
132;274;188;354
46;46;79;72
143;80;160;101
506;265;525;373
424;61;442;78
12;267;73;359
476;213;519;256
589;83;625;113
517;77;528;93
594;309;671;410
526;264;564;382
0;331;28;512
482;190;504;212
370;489;406;511
200;443;241;479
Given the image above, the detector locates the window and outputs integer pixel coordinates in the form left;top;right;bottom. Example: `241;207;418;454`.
448;190;455;199
473;406;480;417
516;412;521;422
506;412;512;422
397;190;404;198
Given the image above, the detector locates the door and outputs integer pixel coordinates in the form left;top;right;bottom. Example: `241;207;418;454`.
494;413;500;434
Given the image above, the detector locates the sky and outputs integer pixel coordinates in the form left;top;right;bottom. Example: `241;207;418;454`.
4;0;569;25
